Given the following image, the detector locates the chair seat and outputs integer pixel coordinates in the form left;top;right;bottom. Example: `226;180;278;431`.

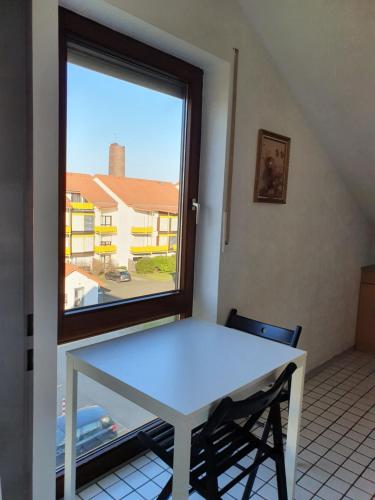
139;419;277;497
137;363;296;500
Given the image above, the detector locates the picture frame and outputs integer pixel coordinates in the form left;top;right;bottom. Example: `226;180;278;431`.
253;129;291;204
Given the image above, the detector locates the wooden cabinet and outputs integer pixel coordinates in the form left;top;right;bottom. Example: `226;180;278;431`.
356;265;375;352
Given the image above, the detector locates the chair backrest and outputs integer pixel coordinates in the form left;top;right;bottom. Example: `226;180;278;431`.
201;362;297;438
226;308;302;348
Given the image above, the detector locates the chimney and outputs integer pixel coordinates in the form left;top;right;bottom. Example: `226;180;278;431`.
109;143;125;177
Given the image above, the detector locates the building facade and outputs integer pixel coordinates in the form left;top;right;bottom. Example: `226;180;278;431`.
65;143;179;272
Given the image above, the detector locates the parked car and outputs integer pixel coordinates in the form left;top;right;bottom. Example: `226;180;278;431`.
105;268;131;282
56;405;118;467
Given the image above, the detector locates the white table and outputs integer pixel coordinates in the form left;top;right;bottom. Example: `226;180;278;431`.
64;318;306;499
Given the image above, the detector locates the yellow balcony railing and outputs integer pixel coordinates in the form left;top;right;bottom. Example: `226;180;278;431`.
65;248;71;256
131;245;168;255
95;226;117;234
131;226;153;235
65;226;71;234
95;244;117;254
71;202;94;210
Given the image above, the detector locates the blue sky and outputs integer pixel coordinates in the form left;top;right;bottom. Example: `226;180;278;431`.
67;63;183;183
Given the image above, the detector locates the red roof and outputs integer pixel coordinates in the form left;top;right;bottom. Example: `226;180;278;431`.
65;263;105;287
95;175;179;214
66;173;117;209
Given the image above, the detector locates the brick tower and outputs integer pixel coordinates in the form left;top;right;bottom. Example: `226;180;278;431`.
109;143;125;177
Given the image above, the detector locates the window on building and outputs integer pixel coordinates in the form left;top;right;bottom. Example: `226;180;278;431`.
84;215;94;232
101;215;112;226
60;8;202;344
74;287;85;307
71;192;81;202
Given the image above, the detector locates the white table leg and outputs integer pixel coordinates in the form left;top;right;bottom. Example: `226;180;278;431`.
172;423;192;500
285;356;306;500
64;354;78;500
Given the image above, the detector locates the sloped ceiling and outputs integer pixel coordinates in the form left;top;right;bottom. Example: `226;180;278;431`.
239;0;375;225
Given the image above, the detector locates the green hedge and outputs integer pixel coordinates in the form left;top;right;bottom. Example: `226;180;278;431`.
136;255;176;274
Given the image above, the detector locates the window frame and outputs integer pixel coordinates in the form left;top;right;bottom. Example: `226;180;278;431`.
59;8;203;344
101;215;112;226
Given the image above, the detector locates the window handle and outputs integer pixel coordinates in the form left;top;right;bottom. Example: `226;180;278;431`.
192;198;200;225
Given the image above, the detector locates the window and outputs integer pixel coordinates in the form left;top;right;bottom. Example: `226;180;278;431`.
74;287;85;307
71;192;81;202
101;215;112;226
83;215;94;232
59;8;202;343
57;8;202;491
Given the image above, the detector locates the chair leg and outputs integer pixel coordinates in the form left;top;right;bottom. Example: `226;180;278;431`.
271;404;288;500
157;476;172;500
274;453;288;500
241;416;272;500
205;445;221;500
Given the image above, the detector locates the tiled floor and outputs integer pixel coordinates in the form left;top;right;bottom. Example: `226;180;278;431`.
77;349;375;500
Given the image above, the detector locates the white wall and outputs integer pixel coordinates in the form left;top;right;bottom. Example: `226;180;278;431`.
95;178;135;265
97;0;370;371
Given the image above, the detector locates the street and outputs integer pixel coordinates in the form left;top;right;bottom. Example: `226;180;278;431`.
99;273;175;303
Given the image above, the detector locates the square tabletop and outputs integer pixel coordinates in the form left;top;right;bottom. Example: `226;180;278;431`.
68;318;305;418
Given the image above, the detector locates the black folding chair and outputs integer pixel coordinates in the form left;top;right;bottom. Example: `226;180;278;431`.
226;308;302;494
226;308;302;405
138;363;297;500
225;308;302;349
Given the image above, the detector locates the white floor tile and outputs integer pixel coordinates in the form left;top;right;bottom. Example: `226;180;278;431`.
136;480;162;500
297;475;322;494
316;484;342;500
106;480;132;500
346;485;373;500
115;464;137;479
354;476;375;495
79;484;103;500
91;492;113;500
325;475;350;494
97;474;120;490
131;455;151;469
152;470;171;488
139;461;165;479
123;470;149;489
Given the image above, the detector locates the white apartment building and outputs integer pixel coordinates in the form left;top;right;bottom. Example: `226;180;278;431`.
65;172;118;269
65;143;179;271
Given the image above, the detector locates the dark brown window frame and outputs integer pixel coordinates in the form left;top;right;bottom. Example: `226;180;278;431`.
59;8;203;344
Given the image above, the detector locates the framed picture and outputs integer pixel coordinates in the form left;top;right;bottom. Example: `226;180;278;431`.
253;129;291;204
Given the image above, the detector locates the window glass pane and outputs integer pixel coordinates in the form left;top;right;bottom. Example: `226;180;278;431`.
64;45;185;311
56;317;175;469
